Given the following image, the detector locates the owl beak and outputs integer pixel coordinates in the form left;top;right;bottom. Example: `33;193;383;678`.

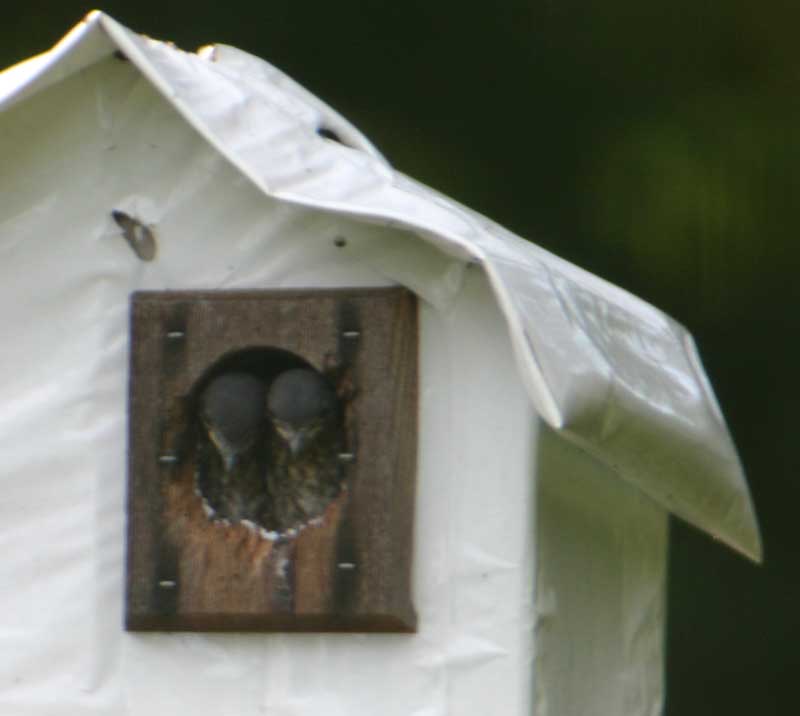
288;431;305;456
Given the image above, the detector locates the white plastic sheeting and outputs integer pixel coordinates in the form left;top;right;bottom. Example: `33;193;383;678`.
534;427;667;716
0;11;755;715
0;47;539;714
0;11;759;561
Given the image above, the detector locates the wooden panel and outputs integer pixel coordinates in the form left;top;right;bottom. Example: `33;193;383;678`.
125;288;418;632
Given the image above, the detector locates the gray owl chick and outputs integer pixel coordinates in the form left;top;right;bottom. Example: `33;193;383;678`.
265;368;344;532
197;372;269;523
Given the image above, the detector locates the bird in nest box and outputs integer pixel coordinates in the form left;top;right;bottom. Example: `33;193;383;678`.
194;367;346;537
195;372;270;526
265;368;346;534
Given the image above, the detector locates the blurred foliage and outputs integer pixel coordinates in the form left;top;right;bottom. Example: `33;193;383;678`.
586;100;775;319
2;1;798;714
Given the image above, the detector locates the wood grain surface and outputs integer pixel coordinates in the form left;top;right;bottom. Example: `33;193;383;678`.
125;288;418;632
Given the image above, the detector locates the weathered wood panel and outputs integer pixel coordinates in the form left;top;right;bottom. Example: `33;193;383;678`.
126;288;418;632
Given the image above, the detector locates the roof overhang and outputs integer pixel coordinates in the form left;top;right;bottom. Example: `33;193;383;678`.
0;11;761;561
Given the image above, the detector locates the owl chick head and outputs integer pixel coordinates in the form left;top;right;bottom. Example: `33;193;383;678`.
267;368;336;456
200;372;267;470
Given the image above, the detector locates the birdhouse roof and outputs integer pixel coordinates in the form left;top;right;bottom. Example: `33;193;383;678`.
0;11;760;560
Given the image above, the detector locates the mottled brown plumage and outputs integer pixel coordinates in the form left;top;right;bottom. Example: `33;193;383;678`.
195;367;345;536
195;436;271;526
265;416;344;532
195;372;271;526
265;368;345;533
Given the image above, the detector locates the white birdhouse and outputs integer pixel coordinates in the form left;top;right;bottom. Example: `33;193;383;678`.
0;12;760;716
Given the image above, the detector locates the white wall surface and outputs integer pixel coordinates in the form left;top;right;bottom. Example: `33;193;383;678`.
534;428;667;716
0;55;540;715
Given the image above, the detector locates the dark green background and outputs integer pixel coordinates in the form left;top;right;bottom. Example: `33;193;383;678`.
3;3;797;713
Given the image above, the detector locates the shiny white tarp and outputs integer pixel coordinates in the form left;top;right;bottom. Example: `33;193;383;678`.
0;44;541;715
0;11;760;561
0;11;754;715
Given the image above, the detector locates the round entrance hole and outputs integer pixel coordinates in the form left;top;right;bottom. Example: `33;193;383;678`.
190;347;346;538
